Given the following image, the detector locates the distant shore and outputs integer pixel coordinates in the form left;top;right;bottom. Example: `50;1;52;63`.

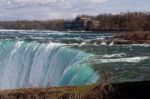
1;12;150;31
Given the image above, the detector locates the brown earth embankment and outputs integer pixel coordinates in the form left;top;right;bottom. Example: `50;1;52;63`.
0;81;150;99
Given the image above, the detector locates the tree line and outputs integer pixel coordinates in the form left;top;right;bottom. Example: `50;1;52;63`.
0;12;149;31
0;20;64;30
90;12;150;31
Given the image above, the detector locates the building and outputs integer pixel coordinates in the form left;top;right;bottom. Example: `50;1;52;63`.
64;16;92;30
87;20;100;31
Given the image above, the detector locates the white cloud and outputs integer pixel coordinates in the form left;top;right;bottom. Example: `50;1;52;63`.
0;0;108;5
0;0;108;10
0;0;109;20
0;0;149;20
83;0;108;3
10;0;108;4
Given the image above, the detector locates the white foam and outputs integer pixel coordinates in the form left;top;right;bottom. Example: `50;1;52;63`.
102;53;126;58
131;44;150;47
79;42;86;47
0;29;26;32
109;42;114;46
100;41;107;45
11;41;24;55
85;56;149;64
100;56;149;63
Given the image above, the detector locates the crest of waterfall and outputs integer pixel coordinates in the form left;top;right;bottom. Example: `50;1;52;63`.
0;40;99;90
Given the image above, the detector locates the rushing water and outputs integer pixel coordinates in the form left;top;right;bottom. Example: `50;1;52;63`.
0;30;150;90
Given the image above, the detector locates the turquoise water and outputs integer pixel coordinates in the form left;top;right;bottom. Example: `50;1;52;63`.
0;30;150;90
0;39;98;90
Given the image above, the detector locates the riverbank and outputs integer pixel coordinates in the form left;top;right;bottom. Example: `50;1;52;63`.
111;31;150;45
0;81;150;99
0;85;97;99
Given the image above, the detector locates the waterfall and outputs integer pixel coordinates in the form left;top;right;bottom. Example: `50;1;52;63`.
0;39;99;90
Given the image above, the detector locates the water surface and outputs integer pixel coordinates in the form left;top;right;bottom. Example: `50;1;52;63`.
0;30;149;90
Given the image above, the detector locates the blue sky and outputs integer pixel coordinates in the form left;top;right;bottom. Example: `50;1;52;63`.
0;0;150;20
